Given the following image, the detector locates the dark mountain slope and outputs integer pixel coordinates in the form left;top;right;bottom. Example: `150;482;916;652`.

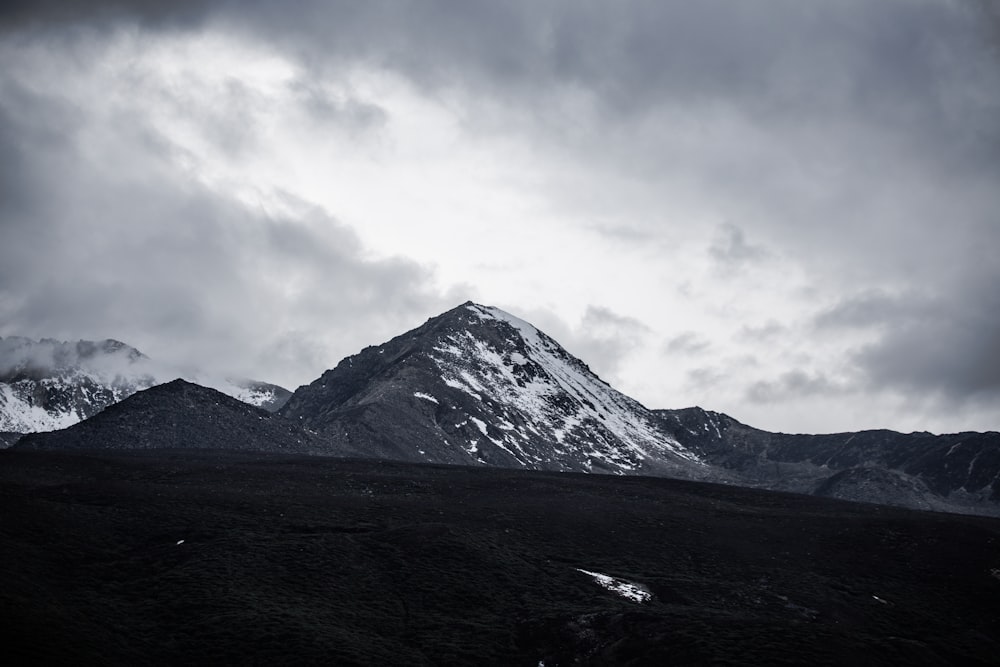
1;448;998;665
655;407;1000;515
281;302;706;478
16;380;339;456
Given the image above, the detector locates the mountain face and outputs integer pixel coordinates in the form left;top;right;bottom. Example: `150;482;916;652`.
281;302;708;478
278;301;998;514
655;407;1000;516
0;336;290;435
10;305;999;517
17;380;334;455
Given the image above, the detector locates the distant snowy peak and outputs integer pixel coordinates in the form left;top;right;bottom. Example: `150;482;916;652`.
0;371;149;433
215;378;291;413
0;336;150;383
0;335;158;433
280;302;704;477
0;336;289;435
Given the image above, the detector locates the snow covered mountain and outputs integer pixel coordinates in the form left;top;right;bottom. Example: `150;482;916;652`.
280;302;709;478
0;336;290;436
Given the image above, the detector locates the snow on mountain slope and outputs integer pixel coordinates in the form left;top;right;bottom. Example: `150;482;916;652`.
0;336;290;436
280;302;706;477
433;304;700;470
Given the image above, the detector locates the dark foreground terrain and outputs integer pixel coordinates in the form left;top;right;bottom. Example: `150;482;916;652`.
1;449;999;665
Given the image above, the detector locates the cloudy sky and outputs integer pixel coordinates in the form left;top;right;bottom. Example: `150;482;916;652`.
1;1;998;434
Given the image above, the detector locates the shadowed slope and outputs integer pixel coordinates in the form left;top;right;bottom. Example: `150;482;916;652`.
16;379;339;456
1;448;998;665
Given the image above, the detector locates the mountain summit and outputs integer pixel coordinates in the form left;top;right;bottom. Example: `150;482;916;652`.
280;302;706;477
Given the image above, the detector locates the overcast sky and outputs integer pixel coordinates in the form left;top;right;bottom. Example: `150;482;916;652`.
1;1;998;434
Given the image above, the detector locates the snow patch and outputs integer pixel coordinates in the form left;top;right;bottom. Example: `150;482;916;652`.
413;392;439;404
470;416;488;436
458;304;700;467
575;568;651;603
442;376;482;401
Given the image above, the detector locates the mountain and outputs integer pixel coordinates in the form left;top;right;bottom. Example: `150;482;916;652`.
280;302;709;478
0;336;290;435
278;302;999;514
16;379;336;455
10;304;999;517
655;407;1000;516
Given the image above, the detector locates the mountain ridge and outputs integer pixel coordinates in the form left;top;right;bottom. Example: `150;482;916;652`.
16;379;332;455
0;335;291;433
654;406;1000;514
9;302;1000;516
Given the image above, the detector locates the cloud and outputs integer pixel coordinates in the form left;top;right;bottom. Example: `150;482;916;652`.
509;305;650;386
708;223;768;271
0;62;448;389
737;321;785;342
746;370;846;404
665;332;710;356
0;0;212;31
813;290;920;330
817;279;1000;404
1;1;999;433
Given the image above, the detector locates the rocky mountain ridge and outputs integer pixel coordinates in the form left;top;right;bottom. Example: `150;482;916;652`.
655;406;1000;514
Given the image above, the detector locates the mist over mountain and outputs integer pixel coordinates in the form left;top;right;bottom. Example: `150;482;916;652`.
0;336;290;434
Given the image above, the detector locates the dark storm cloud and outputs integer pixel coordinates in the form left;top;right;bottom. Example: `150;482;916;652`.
815;277;1000;404
7;1;997;173
0;0;212;31
2;1;984;98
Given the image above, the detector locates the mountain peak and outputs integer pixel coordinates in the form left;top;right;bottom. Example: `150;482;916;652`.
280;303;704;476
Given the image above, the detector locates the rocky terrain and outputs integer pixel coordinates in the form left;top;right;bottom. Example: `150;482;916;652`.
2;447;998;665
655;407;1000;516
